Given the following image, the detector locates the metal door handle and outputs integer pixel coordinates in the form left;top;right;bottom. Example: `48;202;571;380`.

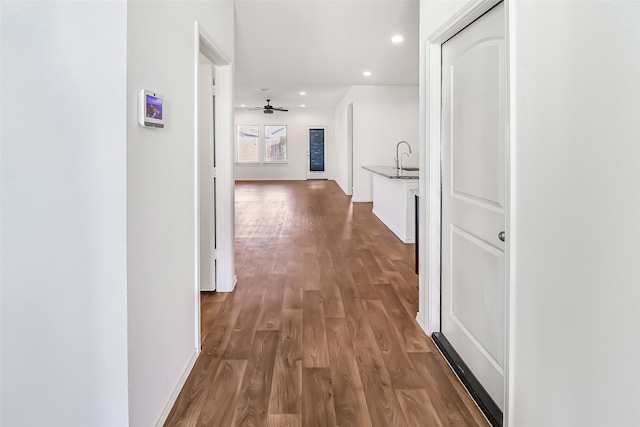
498;231;505;242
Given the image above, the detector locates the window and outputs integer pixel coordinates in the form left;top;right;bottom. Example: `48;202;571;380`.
236;125;259;163
264;125;287;163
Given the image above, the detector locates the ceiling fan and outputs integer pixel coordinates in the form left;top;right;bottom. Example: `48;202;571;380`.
249;99;288;114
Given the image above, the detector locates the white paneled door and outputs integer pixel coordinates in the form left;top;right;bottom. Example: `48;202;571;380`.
441;2;506;410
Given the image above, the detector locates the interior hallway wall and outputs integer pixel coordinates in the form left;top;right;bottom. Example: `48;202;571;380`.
1;2;129;425
126;1;234;425
507;2;640;425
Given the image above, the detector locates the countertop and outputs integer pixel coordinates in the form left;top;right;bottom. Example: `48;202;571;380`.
362;165;419;180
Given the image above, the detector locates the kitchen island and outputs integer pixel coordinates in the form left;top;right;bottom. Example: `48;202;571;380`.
363;166;419;244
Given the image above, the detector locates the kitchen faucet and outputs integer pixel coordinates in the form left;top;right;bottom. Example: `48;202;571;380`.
395;141;412;174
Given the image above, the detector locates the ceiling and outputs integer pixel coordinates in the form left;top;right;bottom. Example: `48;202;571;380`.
234;0;420;111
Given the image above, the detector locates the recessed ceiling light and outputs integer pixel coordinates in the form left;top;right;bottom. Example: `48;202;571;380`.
241;104;246;107
363;71;372;77
391;34;404;43
299;91;306;96
301;104;306;108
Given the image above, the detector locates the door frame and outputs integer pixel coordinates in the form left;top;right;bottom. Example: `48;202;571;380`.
422;0;514;422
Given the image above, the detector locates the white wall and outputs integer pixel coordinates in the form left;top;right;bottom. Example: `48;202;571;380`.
1;2;129;426
333;85;419;202
419;0;640;425
126;2;233;426
509;1;640;425
234;108;334;181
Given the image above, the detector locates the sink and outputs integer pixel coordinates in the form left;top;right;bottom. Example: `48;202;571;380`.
402;167;419;171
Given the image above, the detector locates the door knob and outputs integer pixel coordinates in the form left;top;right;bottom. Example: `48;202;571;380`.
498;231;505;242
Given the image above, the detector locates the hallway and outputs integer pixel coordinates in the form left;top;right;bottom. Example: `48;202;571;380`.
165;180;488;426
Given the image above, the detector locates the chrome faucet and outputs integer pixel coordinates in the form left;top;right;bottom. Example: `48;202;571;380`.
395;140;412;174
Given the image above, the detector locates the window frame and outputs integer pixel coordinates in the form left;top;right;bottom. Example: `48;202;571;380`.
235;125;261;164
263;125;288;164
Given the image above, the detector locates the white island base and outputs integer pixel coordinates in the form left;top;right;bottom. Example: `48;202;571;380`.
367;170;419;244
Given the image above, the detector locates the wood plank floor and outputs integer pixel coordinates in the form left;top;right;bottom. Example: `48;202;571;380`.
165;180;488;427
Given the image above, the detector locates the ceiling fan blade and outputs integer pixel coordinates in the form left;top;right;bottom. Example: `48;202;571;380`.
273;108;289;112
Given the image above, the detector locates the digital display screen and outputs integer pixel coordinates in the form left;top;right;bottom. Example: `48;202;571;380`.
145;94;163;119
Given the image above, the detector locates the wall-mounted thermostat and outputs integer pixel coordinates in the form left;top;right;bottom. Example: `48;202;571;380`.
138;89;165;128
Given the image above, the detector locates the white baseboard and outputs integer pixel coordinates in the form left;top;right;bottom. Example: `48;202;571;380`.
155;348;199;427
351;197;372;203
371;208;414;243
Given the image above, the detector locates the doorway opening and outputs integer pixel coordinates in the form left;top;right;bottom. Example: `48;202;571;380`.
424;1;510;426
198;54;216;295
194;22;235;350
347;103;354;195
306;127;328;180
